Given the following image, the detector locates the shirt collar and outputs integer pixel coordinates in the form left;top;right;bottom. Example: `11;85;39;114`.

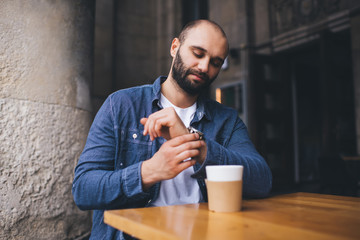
194;94;212;122
151;76;212;121
151;76;166;108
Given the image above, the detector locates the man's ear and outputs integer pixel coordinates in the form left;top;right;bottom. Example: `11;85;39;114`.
170;38;180;57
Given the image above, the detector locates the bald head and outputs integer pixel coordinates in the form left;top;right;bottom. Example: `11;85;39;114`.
178;19;229;54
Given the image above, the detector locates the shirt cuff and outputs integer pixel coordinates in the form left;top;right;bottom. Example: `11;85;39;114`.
191;139;224;179
122;162;150;198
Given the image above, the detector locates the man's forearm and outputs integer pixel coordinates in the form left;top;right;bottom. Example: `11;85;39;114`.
73;162;148;210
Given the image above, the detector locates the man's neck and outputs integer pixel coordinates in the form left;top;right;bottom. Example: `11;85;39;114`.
161;76;198;108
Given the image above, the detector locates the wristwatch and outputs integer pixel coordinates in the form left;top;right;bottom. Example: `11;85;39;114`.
187;126;204;140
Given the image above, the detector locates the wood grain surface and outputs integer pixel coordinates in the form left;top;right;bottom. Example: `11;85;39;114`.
104;192;360;240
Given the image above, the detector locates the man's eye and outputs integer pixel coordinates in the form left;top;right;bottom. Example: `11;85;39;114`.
193;51;203;58
211;60;223;68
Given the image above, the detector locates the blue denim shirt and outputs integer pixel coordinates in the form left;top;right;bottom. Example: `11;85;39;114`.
72;76;272;240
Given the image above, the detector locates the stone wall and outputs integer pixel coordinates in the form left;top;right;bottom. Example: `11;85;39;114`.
0;0;94;239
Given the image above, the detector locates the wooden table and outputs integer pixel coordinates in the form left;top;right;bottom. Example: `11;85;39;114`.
104;192;360;240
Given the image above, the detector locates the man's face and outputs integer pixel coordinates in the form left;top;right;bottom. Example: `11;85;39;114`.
171;47;215;95
170;23;228;96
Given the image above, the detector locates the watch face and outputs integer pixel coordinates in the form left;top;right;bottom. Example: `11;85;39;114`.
188;127;194;134
198;133;204;140
188;127;204;140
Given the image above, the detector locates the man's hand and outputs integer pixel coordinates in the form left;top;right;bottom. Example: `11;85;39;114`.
140;107;188;141
141;133;205;190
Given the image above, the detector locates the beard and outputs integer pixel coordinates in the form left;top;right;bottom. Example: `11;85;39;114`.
171;51;217;96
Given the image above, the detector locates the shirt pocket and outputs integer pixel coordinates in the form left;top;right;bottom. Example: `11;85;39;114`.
118;129;152;167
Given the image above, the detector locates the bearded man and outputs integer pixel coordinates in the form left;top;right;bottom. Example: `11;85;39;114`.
72;19;272;240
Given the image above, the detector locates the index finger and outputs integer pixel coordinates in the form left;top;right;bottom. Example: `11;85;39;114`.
140;118;148;125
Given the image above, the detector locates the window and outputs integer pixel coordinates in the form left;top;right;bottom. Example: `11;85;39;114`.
216;82;244;115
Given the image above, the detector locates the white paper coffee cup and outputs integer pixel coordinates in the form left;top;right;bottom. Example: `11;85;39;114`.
205;165;244;212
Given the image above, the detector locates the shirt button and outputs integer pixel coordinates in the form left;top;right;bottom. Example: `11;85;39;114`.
132;133;137;139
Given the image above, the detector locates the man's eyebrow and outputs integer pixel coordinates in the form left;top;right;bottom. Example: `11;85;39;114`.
191;46;225;63
191;46;207;52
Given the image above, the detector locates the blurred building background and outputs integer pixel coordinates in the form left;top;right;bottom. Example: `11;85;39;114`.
1;0;359;239
93;0;360;194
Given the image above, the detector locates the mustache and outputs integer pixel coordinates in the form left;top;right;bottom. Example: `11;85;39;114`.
186;69;210;82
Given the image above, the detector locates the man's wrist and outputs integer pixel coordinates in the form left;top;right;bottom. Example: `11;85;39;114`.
141;161;158;191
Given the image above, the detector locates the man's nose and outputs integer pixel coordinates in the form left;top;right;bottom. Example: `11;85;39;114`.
197;58;209;73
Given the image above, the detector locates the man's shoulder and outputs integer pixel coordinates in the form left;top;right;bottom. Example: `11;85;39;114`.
113;83;153;96
108;83;154;101
204;98;238;115
203;99;245;127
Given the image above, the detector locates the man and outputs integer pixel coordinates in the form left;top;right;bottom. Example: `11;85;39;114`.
72;19;272;239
